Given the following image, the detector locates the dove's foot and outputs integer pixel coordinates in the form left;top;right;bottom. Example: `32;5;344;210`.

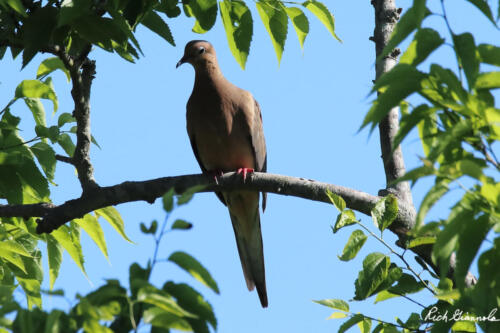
237;168;254;182
208;170;224;184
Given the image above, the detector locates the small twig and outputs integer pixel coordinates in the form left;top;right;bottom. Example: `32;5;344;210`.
0;136;42;151
149;212;171;277
343;311;418;332
55;154;73;164
0;99;16;116
355;220;436;295
440;0;463;83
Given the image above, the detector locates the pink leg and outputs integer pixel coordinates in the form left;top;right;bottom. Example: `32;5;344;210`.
237;167;254;182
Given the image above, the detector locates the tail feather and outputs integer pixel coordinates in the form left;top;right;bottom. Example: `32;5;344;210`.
225;191;268;308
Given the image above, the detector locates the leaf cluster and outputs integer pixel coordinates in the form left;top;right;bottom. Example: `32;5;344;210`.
323;0;500;331
0;0;341;69
0;190;218;333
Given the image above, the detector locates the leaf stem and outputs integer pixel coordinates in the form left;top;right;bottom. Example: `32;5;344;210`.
355;220;436;295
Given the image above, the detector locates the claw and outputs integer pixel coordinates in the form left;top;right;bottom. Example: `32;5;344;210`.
209;170;224;185
237;168;254;182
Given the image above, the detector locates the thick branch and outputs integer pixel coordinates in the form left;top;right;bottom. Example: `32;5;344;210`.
372;0;415;219
0;172;394;232
68;59;98;193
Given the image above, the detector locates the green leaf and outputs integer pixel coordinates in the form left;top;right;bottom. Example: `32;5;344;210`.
453;33;479;90
16;156;50;200
332;209;357;233
452;320;477;332
176;185;205;205
4;0;27;17
219;0;253;69
338;229;367;261
400;28;444;66
13;250;43;309
389;273;425;295
21;7;58;67
354;252;390;300
256;0;288;64
475;71;500;89
95;206;133;243
432;206;471;277
51;223;86;276
168;251;219;294
393;104;437;150
302;1;341;42
427;119;472;161
162;188;174;212
378;1;429;60
362;65;426;132
0;246;27;274
407;236;436;248
358;317;372;333
418;112;438;157
339;314;365;333
57;134;75;157
140;220;157;234
74;214;108;261
371;195;398;232
0;240;31;257
45;235;62;290
57;113;76;128
0;166;23;204
141;10;175;46
37;57;71;82
326;190;345;212
58;0;92;27
15;80;58;113
171;219;193;230
73;15;128;51
478;44;500;66
285;7;309;49
23;98;46;127
138;287;197;318
142;307;192;331
327;312;348;319
30;142;56;181
416;179;450;227
183;0;218;33
157;0;182;18
163;281;217;330
455;214;491;290
464;0;496;25
313;299;349;312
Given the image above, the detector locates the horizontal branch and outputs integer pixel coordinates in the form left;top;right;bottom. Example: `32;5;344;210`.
0;172;474;286
0;172;397;233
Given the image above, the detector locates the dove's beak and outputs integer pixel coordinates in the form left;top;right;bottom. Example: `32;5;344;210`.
176;56;188;68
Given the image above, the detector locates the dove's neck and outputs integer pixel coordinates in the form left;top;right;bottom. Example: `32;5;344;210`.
194;59;225;88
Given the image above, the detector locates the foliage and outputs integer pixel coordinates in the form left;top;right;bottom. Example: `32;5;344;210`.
0;0;341;69
317;0;500;331
0;0;340;326
0;190;218;332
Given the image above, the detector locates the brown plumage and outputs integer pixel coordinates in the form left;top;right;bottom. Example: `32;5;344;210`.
177;40;268;307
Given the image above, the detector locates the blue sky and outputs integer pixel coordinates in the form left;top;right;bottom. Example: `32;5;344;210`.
1;0;498;332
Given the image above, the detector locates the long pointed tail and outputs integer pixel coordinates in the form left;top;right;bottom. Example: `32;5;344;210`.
225;191;268;308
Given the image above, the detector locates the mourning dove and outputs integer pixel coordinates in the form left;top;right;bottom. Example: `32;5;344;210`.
177;40;268;307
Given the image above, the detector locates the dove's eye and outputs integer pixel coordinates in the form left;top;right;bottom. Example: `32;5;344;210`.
198;47;206;54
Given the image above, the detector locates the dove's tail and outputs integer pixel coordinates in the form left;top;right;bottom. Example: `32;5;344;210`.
225;191;268;308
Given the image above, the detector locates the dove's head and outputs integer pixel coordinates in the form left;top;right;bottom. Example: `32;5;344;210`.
176;40;217;70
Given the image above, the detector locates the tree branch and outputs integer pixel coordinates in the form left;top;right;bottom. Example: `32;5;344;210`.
371;0;476;288
372;0;416;225
68;59;99;193
0;172;390;233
